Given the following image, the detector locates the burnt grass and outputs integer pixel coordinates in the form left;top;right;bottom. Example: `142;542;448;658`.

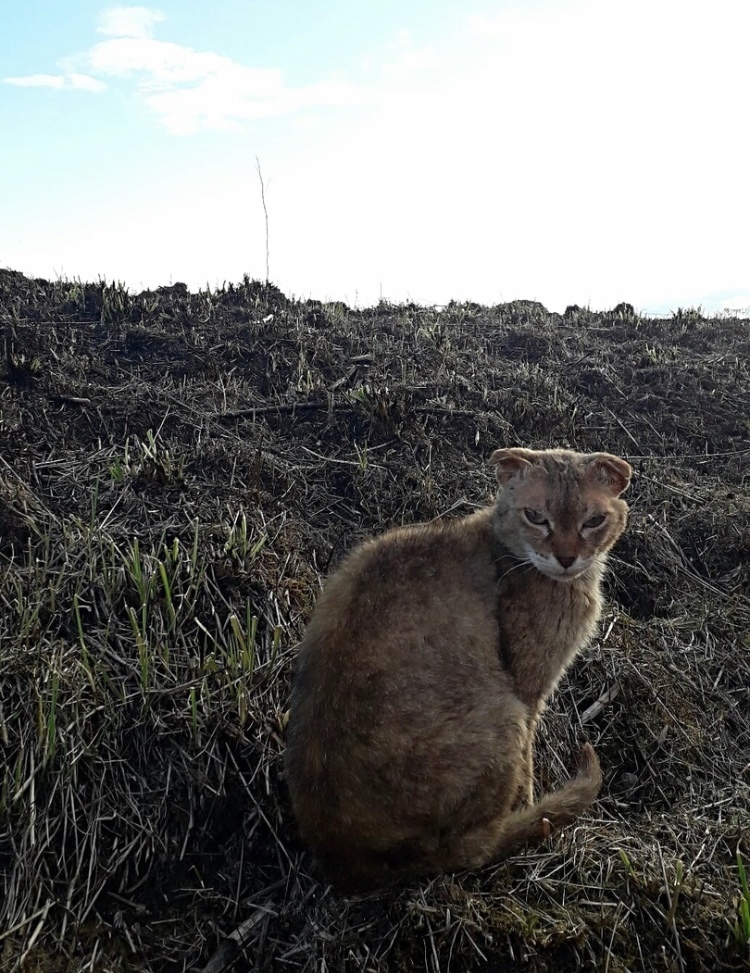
0;268;748;973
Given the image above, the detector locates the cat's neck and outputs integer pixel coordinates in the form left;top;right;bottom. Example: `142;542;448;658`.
493;540;605;709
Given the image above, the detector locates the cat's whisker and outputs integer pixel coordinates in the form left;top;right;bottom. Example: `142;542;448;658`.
495;558;533;585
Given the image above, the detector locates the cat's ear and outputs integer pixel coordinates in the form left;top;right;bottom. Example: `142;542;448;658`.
586;453;631;496
489;448;538;485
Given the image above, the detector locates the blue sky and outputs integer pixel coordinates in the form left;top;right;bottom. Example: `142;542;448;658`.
2;0;749;313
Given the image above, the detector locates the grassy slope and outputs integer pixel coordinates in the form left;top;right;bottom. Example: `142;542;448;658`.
0;270;748;972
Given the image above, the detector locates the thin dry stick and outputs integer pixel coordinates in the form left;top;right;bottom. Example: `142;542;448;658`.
580;682;621;723
256;156;270;283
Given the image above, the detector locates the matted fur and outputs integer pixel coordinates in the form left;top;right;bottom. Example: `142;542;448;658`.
285;448;631;887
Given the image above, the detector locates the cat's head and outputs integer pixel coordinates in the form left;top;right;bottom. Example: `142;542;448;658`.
489;447;631;581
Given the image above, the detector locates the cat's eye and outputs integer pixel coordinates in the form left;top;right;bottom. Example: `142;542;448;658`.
583;513;607;529
524;508;548;526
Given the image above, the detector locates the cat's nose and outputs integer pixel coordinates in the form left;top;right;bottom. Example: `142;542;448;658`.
556;555;576;569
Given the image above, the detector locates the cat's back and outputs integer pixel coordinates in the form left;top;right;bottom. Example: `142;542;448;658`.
285;507;504;767
299;506;499;665
285;506;519;869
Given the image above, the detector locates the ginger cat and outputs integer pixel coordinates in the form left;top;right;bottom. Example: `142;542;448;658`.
285;448;631;888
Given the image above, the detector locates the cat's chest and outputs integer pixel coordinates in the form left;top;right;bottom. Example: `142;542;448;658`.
496;571;602;702
499;576;597;639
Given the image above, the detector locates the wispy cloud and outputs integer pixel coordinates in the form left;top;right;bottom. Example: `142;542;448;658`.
97;6;165;39
4;72;106;92
4;5;362;135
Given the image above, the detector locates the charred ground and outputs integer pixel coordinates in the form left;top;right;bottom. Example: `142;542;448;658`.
0;269;748;972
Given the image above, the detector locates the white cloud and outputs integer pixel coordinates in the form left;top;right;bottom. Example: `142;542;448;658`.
76;34;361;133
6;5;362;134
81;38;286;93
380;30;437;81
67;73;108;92
4;74;66;89
3;72;105;91
97;6;165;39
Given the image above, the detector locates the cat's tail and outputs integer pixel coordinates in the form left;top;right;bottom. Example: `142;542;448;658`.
320;745;603;887
442;743;603;873
489;743;603;859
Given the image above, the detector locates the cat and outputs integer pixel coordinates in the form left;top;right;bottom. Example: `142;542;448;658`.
285;447;631;888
